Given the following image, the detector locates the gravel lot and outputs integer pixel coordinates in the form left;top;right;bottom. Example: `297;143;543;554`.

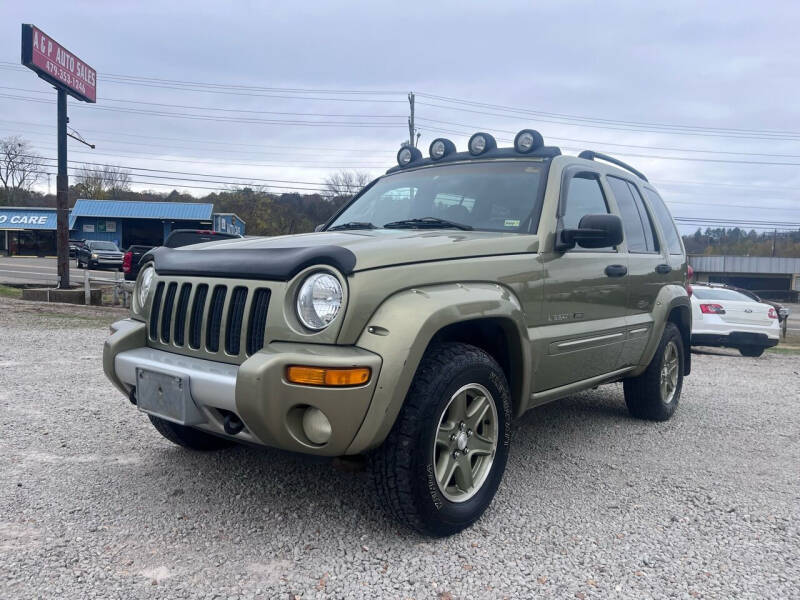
1;297;798;599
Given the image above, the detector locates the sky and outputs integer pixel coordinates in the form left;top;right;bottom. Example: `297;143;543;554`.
1;0;799;233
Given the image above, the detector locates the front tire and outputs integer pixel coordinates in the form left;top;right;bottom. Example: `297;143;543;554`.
369;342;512;537
148;415;235;451
623;322;684;421
739;345;765;357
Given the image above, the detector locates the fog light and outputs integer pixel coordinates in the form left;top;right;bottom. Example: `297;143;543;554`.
302;407;332;445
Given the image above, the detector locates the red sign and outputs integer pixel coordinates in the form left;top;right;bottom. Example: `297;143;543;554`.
21;24;96;103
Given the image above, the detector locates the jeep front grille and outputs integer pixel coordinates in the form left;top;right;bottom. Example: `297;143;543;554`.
148;279;271;361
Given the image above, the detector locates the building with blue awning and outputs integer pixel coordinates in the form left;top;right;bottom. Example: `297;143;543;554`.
0;207;58;256
2;199;245;256
69;199;217;248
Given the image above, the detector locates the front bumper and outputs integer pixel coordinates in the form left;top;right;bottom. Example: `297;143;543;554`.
104;319;382;455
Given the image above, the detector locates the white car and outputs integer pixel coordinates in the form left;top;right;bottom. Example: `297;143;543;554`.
690;285;780;357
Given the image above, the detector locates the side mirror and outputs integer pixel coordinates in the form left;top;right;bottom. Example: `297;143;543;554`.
558;214;623;250
314;224;325;232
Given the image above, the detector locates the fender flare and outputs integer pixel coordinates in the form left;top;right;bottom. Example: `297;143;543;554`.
634;285;692;376
346;282;530;454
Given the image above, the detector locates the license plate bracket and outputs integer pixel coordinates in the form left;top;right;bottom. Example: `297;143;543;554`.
135;368;205;425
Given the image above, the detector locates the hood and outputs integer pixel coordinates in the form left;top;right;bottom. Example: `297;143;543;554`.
150;229;539;281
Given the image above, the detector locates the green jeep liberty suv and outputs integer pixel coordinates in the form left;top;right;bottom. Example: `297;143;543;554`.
104;130;691;537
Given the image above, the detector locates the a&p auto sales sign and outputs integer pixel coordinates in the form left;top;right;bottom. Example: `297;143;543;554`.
21;24;96;103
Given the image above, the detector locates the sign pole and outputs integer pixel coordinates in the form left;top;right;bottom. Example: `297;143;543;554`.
56;88;69;289
21;24;97;288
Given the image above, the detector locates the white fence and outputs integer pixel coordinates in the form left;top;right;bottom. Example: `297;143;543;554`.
82;269;133;307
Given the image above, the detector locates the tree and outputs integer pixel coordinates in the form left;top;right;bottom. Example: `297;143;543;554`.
74;164;132;199
0;136;45;202
324;170;372;200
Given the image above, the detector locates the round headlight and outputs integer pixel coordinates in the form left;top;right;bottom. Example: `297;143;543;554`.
429;137;456;160
514;129;543;153
296;272;343;330
137;265;154;310
468;132;497;156
396;145;422;167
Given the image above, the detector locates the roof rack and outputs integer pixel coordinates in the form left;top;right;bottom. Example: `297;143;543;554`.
578;150;648;182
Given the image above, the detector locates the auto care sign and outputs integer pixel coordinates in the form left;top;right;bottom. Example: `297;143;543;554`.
21;24;96;103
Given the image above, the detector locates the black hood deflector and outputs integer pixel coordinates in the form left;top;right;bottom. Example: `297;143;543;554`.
150;245;357;281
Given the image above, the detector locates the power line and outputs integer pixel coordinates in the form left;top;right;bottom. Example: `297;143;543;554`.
0;118;396;154
31;155;362;190
0;85;406;119
0;94;404;127
418;119;800;165
0;62;408;103
2;127;393;163
416;93;800;141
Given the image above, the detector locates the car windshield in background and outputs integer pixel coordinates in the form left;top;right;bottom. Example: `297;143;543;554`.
693;288;755;302
328;161;546;233
91;242;119;251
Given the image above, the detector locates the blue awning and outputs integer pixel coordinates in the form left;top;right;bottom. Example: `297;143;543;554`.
69;199;214;228
0;207;58;230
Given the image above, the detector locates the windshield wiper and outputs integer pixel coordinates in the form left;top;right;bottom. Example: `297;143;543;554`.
383;217;473;231
326;221;377;231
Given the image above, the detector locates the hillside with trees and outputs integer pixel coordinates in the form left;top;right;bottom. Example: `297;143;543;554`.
682;227;800;258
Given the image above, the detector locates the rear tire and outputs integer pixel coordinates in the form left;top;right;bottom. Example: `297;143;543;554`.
148;415;235;451
369;342;512;537
623;322;684;421
739;345;765;357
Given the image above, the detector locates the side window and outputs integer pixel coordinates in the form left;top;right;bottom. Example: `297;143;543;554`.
561;173;613;252
643;187;683;255
607;176;648;252
562;174;609;228
606;176;659;253
626;182;659;252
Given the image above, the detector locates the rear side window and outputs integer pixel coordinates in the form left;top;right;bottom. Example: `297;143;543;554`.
643;187;683;255
606;176;658;253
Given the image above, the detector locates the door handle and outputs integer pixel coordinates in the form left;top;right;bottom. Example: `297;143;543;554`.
655;264;672;274
605;264;627;277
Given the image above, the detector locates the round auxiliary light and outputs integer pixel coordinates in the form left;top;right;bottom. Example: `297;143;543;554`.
397;145;422;167
296;272;343;330
514;129;544;154
429;138;456;160
468;132;497;156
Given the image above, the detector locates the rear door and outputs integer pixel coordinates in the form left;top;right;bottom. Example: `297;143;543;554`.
605;176;666;365
535;167;629;393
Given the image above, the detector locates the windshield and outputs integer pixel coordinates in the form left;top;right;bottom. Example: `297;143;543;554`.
693;288;755;302
90;241;119;251
328;160;547;232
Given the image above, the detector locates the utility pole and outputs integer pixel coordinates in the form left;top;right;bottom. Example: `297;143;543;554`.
771;228;777;257
56;88;69;288
408;92;416;147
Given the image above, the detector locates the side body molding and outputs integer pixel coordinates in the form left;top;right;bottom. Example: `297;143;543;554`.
347;282;530;454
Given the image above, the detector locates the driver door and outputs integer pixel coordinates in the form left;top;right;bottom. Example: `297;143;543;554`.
533;169;629;393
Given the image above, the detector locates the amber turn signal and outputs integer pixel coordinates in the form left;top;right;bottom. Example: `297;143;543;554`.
286;366;371;387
